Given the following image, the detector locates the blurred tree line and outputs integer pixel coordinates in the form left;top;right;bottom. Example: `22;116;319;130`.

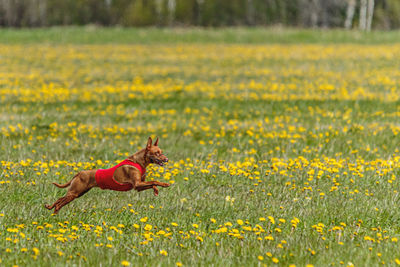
0;0;399;30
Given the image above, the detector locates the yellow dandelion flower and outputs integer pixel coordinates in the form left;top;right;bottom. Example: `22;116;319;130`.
32;247;40;256
160;250;168;256
121;260;130;266
268;216;275;224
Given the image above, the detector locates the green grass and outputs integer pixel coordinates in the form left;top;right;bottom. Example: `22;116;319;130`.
1;26;400;44
1;28;400;266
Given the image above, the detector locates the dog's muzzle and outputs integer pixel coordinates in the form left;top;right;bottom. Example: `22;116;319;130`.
150;156;169;166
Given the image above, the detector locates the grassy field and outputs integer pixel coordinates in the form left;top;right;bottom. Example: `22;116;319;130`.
2;28;400;266
2;26;400;44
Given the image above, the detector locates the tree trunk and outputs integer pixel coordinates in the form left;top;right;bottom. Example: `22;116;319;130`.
320;0;329;28
167;0;176;26
359;0;367;30
196;0;204;26
38;0;47;26
344;0;356;29
2;0;15;26
310;0;319;28
366;0;374;31
246;0;255;25
28;0;47;26
155;0;163;25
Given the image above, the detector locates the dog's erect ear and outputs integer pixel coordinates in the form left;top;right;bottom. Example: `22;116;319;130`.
154;137;159;146
146;137;152;150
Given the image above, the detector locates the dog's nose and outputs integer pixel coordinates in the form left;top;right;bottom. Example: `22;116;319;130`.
165;158;169;162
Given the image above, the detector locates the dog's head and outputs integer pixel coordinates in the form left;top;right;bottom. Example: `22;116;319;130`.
145;137;169;166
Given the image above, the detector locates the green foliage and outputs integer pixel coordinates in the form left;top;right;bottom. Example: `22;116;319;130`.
121;0;157;26
385;0;400;28
0;0;399;29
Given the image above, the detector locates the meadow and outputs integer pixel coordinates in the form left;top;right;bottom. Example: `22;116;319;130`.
1;28;400;266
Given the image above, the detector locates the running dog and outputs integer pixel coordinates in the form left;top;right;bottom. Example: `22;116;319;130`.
45;137;170;214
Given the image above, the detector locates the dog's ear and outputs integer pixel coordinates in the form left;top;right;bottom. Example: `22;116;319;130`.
146;137;152;150
154;137;159;146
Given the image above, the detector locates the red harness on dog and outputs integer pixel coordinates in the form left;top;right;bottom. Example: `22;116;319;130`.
95;160;145;191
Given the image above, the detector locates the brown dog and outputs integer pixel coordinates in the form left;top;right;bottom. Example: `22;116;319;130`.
45;137;170;214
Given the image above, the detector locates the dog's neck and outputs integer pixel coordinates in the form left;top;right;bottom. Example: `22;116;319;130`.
127;148;150;169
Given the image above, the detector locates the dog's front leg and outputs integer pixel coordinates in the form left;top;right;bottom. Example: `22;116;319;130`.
139;173;158;195
136;185;159;196
152;186;159;196
127;168;169;195
133;181;169;197
135;181;170;189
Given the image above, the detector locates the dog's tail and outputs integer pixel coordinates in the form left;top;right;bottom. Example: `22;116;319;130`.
52;174;78;188
52;181;71;188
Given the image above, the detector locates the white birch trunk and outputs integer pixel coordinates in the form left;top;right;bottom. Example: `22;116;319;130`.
366;0;374;31
167;0;176;26
38;0;47;25
359;0;367;30
344;0;356;29
310;0;319;28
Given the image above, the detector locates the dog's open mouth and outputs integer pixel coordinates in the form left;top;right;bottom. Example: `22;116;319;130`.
150;157;168;166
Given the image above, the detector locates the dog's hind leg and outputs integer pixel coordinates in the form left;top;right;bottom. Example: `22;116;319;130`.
45;170;96;214
53;194;77;214
45;197;64;210
52;178;94;213
53;187;93;213
46;189;90;214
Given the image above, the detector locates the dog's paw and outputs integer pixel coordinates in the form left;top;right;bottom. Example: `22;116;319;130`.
153;187;159;196
161;183;170;187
